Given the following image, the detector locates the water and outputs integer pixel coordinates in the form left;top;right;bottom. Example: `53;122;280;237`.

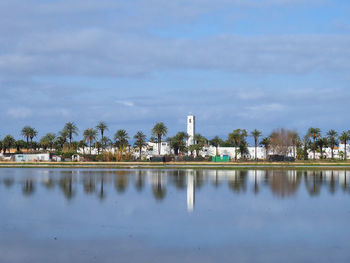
1;168;350;263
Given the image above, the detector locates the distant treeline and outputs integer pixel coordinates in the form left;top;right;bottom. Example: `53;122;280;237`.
0;122;349;161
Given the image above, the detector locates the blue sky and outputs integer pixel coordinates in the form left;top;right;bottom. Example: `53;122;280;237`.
0;0;350;140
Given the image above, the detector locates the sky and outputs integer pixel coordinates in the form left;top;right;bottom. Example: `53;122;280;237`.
0;0;350;140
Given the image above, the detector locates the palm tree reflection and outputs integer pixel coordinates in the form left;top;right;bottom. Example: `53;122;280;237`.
114;171;129;193
152;171;167;201
4;169;350;207
22;179;35;196
59;175;76;200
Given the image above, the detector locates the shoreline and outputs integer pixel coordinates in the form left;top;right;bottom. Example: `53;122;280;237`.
1;161;350;169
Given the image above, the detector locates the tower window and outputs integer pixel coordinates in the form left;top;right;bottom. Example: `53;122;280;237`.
189;119;191;123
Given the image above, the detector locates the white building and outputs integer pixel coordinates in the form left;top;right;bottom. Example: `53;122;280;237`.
187;114;195;147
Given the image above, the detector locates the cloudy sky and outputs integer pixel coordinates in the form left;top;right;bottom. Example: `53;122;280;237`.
1;0;349;140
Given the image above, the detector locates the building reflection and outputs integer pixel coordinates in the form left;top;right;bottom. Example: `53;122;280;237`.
187;171;195;212
2;169;350;209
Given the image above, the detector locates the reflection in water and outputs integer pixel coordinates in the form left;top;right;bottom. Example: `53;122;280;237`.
2;169;350;211
187;172;195;212
22;179;35;196
269;170;301;198
152;171;167;201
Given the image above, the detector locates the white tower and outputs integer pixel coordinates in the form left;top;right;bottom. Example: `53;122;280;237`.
187;114;195;147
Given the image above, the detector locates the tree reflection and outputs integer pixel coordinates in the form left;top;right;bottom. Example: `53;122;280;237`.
228;170;247;193
194;170;205;190
83;176;96;194
3;178;14;188
59;175;76;200
98;175;106;201
114;171;129;193
135;171;145;192
22;179;35;196
269;170;301;198
328;171;337;194
41;177;55;190
5;169;350;205
152;172;167;201
304;171;321;196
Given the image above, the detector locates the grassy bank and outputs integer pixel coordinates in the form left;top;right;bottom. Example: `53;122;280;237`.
1;161;350;169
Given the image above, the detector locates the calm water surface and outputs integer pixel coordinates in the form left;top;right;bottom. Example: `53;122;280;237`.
1;168;350;263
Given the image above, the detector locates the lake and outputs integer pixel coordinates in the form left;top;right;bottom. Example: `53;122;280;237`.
1;168;350;263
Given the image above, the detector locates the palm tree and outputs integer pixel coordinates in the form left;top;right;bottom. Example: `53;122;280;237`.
308;127;321;160
228;129;248;160
152;122;168;155
168;132;188;155
2;135;16;153
21;126;33;149
327;130;338;159
78;140;87;155
63;122;79;144
83;128;98;154
133;131;147;160
27;127;38;150
114;130;129;150
260;137;270;160
39;133;56;150
251;129;262;161
96;122;108;148
209;136;222;156
317;137;328;159
193;134;207;156
15;140;26;152
339;131;350;160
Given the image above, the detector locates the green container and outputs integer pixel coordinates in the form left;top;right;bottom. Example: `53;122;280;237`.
212;155;230;162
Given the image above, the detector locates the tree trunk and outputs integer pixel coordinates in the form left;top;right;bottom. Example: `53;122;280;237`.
331;147;334;159
313;138;316;160
139;147;142;160
255;139;257;161
345;142;347;160
158;135;161;155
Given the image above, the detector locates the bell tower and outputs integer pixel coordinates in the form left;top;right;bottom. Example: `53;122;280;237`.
187;114;195;146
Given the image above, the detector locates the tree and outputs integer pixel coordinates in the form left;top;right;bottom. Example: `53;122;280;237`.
307;127;321;160
40;133;56;150
63;122;79;144
22;127;37;150
15;140;26;152
192;134;207;157
78;140;87;155
96;122;109;149
327;130;338;159
260;137;271;160
133;131;147;160
290;131;300;159
251;129;262;161
2;135;16;153
269;128;295;157
228;129;248;160
317;137;328;159
168;132;188;155
209;136;222;156
302;134;311;160
114;130;129;150
339;131;350;160
21;126;35;150
152;122;168;155
83;128;98;154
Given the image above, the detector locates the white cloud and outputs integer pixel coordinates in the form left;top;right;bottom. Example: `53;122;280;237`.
7;107;33;119
115;100;135;107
